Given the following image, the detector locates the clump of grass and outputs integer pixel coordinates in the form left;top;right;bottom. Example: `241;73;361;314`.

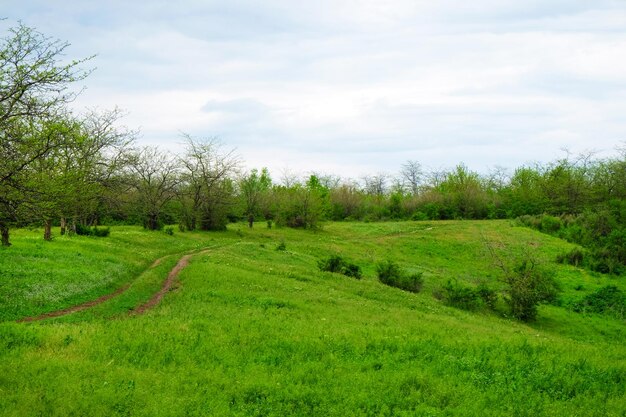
164;227;174;236
376;260;423;293
318;255;362;279
276;241;286;251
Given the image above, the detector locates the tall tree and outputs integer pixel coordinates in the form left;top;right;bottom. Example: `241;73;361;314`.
0;21;92;245
179;135;239;231
239;168;271;228
130;147;180;230
400;160;423;196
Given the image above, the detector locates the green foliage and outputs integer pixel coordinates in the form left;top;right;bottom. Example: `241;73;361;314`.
317;255;362;279
477;283;498;310
276;240;286;251
504;259;560;322
164;227;174;236
573;286;626;319
520;210;626;275
318;255;345;273
540;215;562;233
556;248;585;267
75;224;110;237
440;279;480;310
376;260;423;293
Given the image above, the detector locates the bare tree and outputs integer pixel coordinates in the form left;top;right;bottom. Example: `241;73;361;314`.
362;173;388;197
179;134;240;231
400;160;423;196
130;147;180;230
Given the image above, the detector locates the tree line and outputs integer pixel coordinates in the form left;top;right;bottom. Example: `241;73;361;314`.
2;21;625;268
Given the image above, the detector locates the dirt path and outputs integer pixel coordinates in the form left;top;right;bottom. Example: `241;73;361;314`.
17;283;132;323
130;254;191;315
16;252;185;323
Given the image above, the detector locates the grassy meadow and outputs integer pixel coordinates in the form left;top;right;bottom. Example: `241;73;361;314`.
1;221;625;416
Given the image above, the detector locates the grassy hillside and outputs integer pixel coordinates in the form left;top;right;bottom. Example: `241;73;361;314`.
1;221;624;416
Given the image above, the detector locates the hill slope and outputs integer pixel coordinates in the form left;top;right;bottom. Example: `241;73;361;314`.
1;221;624;416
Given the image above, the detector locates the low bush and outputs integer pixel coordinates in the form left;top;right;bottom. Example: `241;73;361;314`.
164;227;174;236
477;283;498;310
318;255;362;279
504;259;560;321
556;248;585;267
573;286;625;319
440;279;480;310
540;215;562;233
75;224;110;237
376;260;423;293
318;255;344;273
91;227;111;237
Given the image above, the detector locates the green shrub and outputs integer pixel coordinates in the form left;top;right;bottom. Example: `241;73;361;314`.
573;286;625;319
441;279;480;310
342;263;363;279
540;215;562;233
376;260;423;293
376;260;403;285
74;223;92;236
504;259;560;321
318;255;345;273
91;227;110;237
556;248;584;267
164;227;174;236
477;283;498;310
318;255;362;279
75;224;110;237
411;211;428;221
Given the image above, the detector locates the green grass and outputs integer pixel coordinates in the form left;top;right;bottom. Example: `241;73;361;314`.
0;227;240;321
1;221;625;416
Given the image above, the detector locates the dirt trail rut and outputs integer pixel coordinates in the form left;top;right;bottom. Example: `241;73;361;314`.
16;250;204;322
130;254;191;315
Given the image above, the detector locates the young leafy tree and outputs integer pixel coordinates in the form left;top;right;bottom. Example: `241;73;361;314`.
0;21;93;245
485;240;560;321
239;168;271;228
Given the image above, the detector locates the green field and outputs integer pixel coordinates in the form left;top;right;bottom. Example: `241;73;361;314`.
1;221;625;416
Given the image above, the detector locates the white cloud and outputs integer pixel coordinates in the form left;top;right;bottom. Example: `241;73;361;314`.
5;0;626;177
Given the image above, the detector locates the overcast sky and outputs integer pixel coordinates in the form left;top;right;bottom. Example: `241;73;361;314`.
3;1;626;179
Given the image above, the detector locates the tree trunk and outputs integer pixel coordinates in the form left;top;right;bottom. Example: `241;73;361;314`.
69;218;77;235
0;223;10;247
44;219;52;241
146;214;159;230
248;214;254;228
60;217;66;235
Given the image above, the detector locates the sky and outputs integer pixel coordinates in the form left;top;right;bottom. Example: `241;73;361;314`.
3;1;626;180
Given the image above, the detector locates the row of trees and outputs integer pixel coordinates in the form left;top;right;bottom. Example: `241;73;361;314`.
2;21;625;250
